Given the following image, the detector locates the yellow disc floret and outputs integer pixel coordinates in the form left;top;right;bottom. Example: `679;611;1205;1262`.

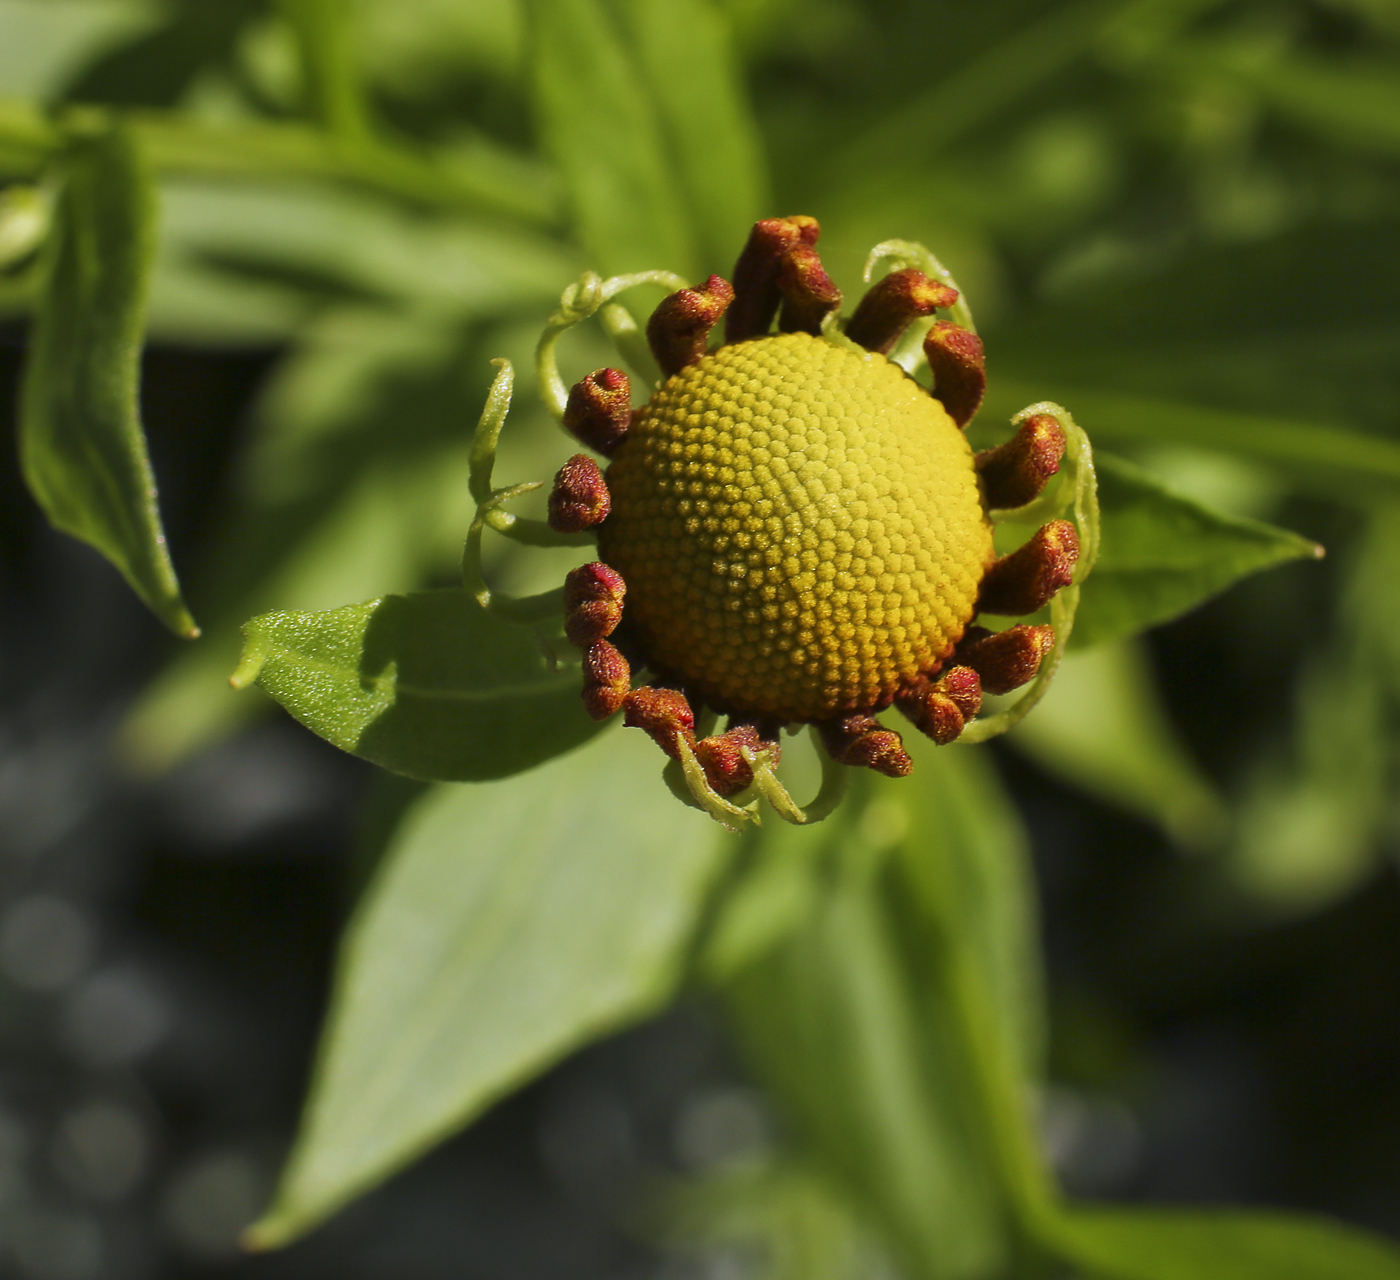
598;331;995;721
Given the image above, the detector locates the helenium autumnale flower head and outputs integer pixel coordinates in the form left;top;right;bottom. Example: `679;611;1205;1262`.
467;216;1100;829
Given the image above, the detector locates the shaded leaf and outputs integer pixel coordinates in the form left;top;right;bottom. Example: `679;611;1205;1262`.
235;589;600;782
528;0;696;276
723;741;1044;1280
1010;640;1226;848
985;382;1400;500
248;729;727;1246
19;122;196;637
1069;452;1320;648
1055;1206;1400;1280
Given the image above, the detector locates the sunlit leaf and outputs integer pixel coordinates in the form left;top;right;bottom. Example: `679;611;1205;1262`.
1054;1206;1400;1279
1068;452;1320;649
248;729;727;1247
0;0;162;100
235;589;600;782
19;122;196;637
528;0;696;276
619;0;768;271
151;179;576;338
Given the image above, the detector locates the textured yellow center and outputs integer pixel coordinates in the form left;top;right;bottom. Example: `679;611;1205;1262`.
597;331;994;720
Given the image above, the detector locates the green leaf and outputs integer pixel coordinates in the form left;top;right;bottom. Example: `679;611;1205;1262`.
986;382;1400;500
1010;640;1226;849
277;0;369;138
619;0;768;271
0;0;162;101
19;122;197;638
247;729;727;1247
722;741;1046;1280
235;589;601;782
528;0;696;276
1068;452;1320;649
1053;1206;1400;1280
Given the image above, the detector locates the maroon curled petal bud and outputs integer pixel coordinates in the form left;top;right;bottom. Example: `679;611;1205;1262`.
563;560;626;647
727;215;821;343
548;454;611;533
647;275;736;377
818;714;913;777
846;269;960;355
934;665;983;720
694;724;766;797
777;243;842;336
975;414;1067;510
581;640;631;720
895;667;982;745
977;520;1080;617
563;368;631;456
623;687;697;760
956;624;1055;695
924;320;986;429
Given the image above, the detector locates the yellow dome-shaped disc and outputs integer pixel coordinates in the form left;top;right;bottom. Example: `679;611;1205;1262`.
597;331;994;721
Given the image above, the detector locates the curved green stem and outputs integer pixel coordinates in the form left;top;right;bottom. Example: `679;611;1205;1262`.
536;268;689;420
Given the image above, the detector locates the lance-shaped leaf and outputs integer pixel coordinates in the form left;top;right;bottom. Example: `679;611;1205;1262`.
529;0;696;277
722;741;1044;1280
20;122;196;637
1070;452;1321;649
619;0;768;271
1052;1206;1400;1280
234;590;600;782
247;730;727;1247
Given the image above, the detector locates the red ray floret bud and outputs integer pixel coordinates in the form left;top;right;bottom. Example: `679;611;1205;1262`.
846;269;960;354
924;320;986;428
647;275;736;377
694;723;768;797
726;215;821;343
777;242;842;335
548;454;611;533
581;640;631;720
975;414;1066;510
955;624;1055;695
818;714;912;777
977;520;1080;617
563;560;626;647
623;687;697;760
895;666;983;745
563;368;632;456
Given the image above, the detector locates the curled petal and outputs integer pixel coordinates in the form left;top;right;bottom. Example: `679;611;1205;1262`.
846;269;959;354
623;686;697;760
727;215;821;343
975;414;1066;510
564;368;632;456
818;713;912;777
978;520;1079;617
924;320;986;428
563;561;626;646
777;243;841;335
647;275;735;377
548;454;611;532
581;640;631;719
956;624;1055;695
896;666;982;745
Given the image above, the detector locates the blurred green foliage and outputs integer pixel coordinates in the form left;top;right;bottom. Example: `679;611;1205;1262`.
3;0;1400;1275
